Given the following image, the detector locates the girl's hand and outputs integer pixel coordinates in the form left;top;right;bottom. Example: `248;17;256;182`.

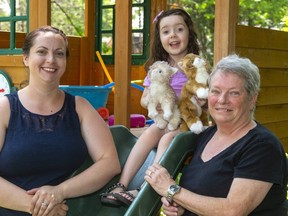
161;197;185;216
156;104;163;113
27;185;64;216
47;202;68;216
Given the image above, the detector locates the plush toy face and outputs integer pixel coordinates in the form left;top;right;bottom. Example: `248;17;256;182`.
178;53;210;80
148;61;177;83
178;53;198;70
178;54;198;79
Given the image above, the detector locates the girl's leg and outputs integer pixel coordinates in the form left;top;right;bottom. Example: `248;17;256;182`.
118;124;165;188
101;124;165;205
153;129;180;163
112;128;181;206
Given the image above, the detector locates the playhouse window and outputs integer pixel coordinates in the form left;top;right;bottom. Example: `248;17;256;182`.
96;0;150;65
0;0;28;55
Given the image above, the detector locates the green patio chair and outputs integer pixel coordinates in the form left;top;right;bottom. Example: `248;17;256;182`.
125;130;197;216
66;125;197;216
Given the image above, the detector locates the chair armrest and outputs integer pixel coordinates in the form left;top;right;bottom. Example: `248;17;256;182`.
67;125;139;216
125;131;197;216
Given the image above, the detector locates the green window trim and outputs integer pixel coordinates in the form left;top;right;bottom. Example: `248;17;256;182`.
95;0;150;65
0;0;29;55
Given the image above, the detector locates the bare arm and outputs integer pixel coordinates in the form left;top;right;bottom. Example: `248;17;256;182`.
0;97;31;212
145;163;272;216
0;177;68;216
0;177;32;213
59;96;121;197
172;178;271;216
140;87;149;108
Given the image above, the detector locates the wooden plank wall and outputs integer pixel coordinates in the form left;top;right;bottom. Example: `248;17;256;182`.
0;30;147;115
235;25;288;151
61;37;82;85
0;33;83;89
0;32;28;88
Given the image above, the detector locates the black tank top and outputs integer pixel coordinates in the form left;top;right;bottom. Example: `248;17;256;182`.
0;92;88;216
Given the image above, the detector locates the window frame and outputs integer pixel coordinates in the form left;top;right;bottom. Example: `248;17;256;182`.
0;0;29;55
95;0;150;65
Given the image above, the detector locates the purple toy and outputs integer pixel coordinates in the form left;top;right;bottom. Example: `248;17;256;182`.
108;114;146;128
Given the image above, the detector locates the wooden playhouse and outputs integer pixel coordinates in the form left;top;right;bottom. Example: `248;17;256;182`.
0;0;287;150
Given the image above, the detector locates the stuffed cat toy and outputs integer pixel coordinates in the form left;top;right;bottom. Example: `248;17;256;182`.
142;61;181;131
178;53;211;133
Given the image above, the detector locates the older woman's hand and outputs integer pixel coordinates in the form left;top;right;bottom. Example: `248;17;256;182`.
161;197;185;216
27;185;64;216
144;163;175;198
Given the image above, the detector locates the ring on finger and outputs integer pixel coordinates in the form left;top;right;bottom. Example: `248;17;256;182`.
41;202;49;207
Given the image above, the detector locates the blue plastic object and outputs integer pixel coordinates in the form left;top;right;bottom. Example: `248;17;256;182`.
103;82;144;91
59;85;112;109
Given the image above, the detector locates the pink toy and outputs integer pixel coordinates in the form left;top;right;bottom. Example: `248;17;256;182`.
108;114;146;128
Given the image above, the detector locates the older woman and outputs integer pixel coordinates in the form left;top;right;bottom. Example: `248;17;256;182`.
145;54;287;216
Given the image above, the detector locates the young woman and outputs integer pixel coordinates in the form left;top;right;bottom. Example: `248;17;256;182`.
0;26;121;216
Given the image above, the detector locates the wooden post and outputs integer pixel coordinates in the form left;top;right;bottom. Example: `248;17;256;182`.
79;0;95;85
213;0;239;65
114;1;132;127
29;0;51;31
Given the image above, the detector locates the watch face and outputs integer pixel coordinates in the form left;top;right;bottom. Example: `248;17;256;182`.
167;184;181;203
0;71;12;96
170;184;181;193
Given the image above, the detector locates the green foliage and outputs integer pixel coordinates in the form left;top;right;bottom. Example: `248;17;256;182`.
283;15;288;31
2;0;287;63
239;0;288;29
170;0;288;65
48;0;288;65
102;42;113;55
51;0;85;36
175;0;215;63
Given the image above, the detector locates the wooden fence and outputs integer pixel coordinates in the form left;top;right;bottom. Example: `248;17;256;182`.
236;25;288;150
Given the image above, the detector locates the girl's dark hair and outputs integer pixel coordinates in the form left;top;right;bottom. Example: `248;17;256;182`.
144;8;199;71
22;25;69;58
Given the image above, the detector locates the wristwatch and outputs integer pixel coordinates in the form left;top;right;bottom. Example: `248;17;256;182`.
167;184;181;203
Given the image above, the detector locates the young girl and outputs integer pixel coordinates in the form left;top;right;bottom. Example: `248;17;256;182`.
101;8;200;207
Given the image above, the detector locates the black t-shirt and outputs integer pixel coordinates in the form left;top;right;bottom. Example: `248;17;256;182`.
180;123;287;216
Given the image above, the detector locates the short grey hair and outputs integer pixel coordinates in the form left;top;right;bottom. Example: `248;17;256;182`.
208;54;260;100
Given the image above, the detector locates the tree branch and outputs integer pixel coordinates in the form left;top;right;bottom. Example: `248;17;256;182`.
51;0;82;35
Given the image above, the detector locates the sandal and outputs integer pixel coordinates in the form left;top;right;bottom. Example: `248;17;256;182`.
100;182;127;207
113;187;141;207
